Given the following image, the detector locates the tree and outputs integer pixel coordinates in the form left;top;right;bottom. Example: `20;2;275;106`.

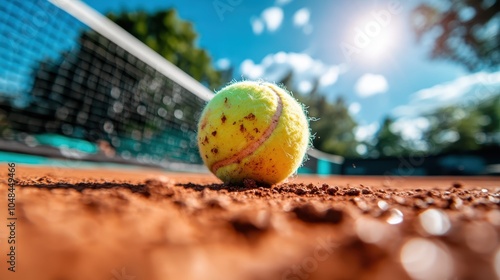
107;9;225;90
411;0;500;71
308;96;359;156
278;72;359;157
475;94;500;141
373;117;408;157
423;106;480;153
422;94;500;154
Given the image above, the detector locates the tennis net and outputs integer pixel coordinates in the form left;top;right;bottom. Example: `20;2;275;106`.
0;0;213;169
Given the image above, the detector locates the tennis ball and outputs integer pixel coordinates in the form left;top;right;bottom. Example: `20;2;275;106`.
197;81;310;185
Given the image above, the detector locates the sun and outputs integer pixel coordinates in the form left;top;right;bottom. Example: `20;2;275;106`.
358;23;399;63
342;12;401;64
364;30;394;58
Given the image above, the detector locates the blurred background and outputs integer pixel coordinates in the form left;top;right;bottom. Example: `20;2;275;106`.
0;0;498;176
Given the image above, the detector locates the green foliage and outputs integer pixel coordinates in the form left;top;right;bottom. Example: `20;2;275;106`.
279;72;359;157
422;94;500;154
306;96;359;157
372;117;408;157
411;0;499;71
278;72;498;158
107;9;226;90
424;106;482;153
476;94;500;136
369;94;500;157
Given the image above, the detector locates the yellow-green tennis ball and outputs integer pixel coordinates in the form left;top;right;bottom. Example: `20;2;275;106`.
197;81;310;185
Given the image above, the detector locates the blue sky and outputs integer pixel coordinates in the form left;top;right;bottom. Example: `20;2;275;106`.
0;0;84;107
82;0;500;146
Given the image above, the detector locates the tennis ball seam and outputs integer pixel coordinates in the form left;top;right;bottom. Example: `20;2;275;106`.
210;84;283;174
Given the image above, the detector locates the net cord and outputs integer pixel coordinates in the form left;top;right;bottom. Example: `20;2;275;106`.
48;0;214;102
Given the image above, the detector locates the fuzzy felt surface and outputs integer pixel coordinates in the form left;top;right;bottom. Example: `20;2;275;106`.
197;81;310;184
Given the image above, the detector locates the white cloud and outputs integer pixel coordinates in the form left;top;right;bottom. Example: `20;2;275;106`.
391;117;430;141
262;7;284;32
319;67;340;86
348;102;361;115
414;71;500;103
239;52;347;93
251;7;284;34
250;17;265;35
293;8;310;27
276;0;292;6
355;122;379;142
293;8;313;34
393;71;500;118
240;59;264;80
388;71;500;143
355;74;389;97
298;80;313;93
215;58;231;70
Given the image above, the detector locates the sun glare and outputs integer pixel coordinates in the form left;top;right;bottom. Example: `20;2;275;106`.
340;8;402;64
363;28;395;59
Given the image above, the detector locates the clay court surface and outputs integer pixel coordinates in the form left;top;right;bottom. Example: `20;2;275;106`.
1;165;499;280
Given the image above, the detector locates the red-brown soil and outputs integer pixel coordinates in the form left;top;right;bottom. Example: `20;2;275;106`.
0;165;499;280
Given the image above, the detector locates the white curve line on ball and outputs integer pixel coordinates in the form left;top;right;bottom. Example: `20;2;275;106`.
210;85;283;174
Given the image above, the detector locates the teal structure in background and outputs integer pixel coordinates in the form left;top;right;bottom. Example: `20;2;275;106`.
298;149;344;175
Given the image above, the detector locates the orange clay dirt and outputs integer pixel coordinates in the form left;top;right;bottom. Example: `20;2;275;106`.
0;165;499;280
